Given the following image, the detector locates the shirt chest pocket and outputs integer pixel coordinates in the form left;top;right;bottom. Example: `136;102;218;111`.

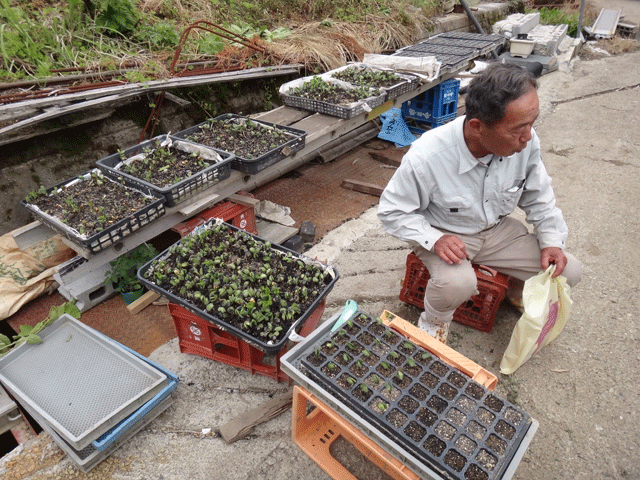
498;181;525;216
431;193;475;227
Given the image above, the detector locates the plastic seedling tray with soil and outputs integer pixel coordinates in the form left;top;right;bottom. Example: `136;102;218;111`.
96;135;234;207
296;310;536;480
22;170;165;254
328;63;420;99
279;75;387;119
138;219;338;353
172;114;306;174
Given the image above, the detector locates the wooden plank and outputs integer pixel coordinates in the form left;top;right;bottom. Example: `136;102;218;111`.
368;151;402;167
178;192;220;216
253;106;310;126
227;193;259;208
218;389;293;444
256;221;298;245
127;291;161;315
341;179;385;197
11;221;57;250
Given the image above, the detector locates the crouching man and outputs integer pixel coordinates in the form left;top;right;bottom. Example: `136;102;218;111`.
378;64;582;342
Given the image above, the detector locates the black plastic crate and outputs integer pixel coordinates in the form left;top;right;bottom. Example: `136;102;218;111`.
298;311;533;480
96;134;234;207
172;114;307;175
137;220;339;354
21;170;166;254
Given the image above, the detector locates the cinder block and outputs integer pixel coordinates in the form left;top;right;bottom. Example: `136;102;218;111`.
282;235;304;253
512;12;540;37
300;221;316;243
528;24;568;56
493;12;540;37
54;258;117;312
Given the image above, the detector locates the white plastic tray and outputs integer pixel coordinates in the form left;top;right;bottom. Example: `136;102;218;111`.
0;314;168;450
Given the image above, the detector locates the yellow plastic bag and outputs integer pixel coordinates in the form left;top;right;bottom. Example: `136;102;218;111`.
500;265;572;375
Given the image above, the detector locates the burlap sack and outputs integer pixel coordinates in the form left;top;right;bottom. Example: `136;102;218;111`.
0;228;75;320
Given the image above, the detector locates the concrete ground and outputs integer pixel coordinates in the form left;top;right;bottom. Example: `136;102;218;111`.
3;13;640;480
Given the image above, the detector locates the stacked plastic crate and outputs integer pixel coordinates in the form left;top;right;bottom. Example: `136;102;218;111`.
0;315;178;472
401;78;461;134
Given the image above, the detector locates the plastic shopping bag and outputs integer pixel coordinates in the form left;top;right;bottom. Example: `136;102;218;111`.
500;265;572;375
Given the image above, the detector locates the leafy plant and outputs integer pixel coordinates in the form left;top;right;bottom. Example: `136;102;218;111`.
529;5;595;38
0;301;81;356
105;243;158;294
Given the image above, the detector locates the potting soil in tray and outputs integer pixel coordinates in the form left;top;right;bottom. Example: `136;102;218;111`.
299;311;532;480
328;64;419;100
172;113;306;175
21;170;165;254
96;134;234;207
279;75;387;119
138;219;339;353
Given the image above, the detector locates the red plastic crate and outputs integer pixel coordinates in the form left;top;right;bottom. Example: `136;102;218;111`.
168;300;325;383
399;252;509;333
171;199;258;237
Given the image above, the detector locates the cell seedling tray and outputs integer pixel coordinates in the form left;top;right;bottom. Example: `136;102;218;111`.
138;219;339;354
172;113;307;175
282;309;537;480
0;314;168;450
96;134;235;207
21;169;166;254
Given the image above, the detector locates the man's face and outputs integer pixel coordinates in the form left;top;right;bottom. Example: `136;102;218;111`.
480;87;540;157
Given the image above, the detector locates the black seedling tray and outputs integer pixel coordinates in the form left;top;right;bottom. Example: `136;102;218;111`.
299;311;533;480
137;220;339;354
96;134;234;207
21;170;165;254
172;114;307;175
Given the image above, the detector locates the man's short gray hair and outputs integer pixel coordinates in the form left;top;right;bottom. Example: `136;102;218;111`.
465;63;538;127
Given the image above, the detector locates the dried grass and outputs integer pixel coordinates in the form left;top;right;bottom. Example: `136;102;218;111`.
138;0;432;72
267;14;430;71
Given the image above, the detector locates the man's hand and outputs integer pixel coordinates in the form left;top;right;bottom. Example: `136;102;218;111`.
433;235;469;265
541;247;567;278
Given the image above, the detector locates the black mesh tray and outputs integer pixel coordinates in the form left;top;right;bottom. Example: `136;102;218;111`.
96;134;234;207
298;311;533;480
326;64;421;100
137;220;339;354
21;170;165;254
172;114;307;175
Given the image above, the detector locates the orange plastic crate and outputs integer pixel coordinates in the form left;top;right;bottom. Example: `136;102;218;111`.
168;300;325;383
399;252;509;333
171;199;257;237
292;386;420;480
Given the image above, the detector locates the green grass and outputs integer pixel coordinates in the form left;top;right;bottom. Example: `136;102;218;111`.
529;6;581;37
0;0;442;83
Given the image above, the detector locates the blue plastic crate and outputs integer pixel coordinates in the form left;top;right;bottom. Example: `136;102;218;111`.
91;341;178;451
406;113;458;135
402;78;460;126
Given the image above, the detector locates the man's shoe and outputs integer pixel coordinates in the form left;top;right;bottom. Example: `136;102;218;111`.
418;311;454;343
